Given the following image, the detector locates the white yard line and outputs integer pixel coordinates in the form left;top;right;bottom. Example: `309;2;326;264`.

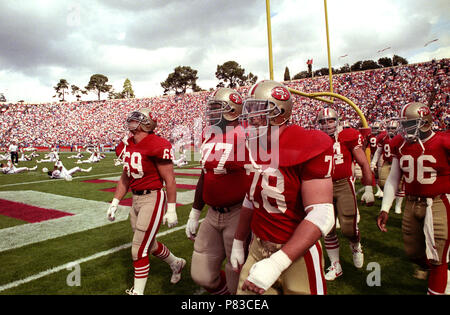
0;172;122;188
0;220;202;293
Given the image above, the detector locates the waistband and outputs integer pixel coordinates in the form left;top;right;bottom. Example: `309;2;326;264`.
406;194;444;202
132;189;155;196
210;203;241;213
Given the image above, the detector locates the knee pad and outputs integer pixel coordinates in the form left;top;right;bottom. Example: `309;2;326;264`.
131;229;156;261
190;250;222;290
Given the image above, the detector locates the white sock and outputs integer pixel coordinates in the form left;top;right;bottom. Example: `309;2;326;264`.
395;197;403;208
133;278;147;295
324;233;340;264
152;241;177;265
133;258;149;294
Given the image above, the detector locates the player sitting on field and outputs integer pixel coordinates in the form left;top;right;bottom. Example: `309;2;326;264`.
37;148;59;163
43;160;91;181
1;161;37;174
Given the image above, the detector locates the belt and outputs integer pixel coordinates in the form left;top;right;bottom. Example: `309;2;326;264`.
211;204;240;213
406;195;438;202
132;189;153;196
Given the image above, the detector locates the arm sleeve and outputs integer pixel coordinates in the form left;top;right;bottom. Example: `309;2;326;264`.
380;157;402;213
371;147;382;166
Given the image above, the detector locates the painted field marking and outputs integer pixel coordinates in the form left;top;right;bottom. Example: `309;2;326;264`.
0;221;203;293
0;172;122;188
0;191;130;253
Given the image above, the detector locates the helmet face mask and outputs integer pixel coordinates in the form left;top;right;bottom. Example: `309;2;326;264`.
400;118;427;141
386;120;399;138
206;100;231;126
126;109;156;133
206;88;243;126
400;102;432;142
239;80;292;140
317;108;339;136
318;118;338;135
239;99;281;139
371;122;382;135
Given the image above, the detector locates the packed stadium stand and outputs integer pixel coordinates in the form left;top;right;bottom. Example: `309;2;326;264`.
1;59;448;150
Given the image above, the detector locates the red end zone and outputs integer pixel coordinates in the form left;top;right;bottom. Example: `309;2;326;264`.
0;199;74;223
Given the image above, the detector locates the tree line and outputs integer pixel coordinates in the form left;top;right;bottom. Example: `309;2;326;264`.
53;75;135;102
52;55;408;102
285;55;408;81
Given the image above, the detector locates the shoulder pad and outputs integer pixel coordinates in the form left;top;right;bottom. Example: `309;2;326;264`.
279;125;333;167
338;127;360;142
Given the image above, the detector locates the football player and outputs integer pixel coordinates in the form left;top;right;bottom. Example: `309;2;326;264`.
371;119;405;213
18;149;33;162
1;161;37;174
316;107;374;281
67;147;84;159
106;108;186;295
186;88;249;295
37;148;59;163
377;102;450;295
76;149;101;164
369;121;384;197
43;160;91;181
230;80;335;295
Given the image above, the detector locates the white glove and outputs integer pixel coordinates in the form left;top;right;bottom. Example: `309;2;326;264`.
246;250;292;291
163;203;178;228
107;198;120;221
370;162;376;173
230;239;245;272
361;185;375;205
185;208;201;240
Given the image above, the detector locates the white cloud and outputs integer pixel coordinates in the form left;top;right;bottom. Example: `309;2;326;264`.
0;0;448;103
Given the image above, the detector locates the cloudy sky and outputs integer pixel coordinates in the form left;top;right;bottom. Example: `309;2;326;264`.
0;0;448;103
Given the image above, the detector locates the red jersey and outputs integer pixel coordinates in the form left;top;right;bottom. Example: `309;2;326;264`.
367;134;378;156
246;125;334;244
115;133;173;190
376;131;394;164
200;126;249;207
391;132;450;197
331;128;363;181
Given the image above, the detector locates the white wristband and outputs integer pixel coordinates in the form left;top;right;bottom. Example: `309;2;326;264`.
380;208;390;214
364;185;373;193
167;203;176;213
189;208;202;220
232;239;244;250
270;250;292;273
111;198;120;207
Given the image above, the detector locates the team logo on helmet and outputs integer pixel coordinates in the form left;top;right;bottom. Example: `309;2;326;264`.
417;106;431;117
229;93;243;105
271;86;290;101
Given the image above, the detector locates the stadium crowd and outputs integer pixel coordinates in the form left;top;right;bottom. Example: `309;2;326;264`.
0;59;448;150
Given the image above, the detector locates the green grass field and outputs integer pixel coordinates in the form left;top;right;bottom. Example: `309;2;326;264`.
0;151;428;296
